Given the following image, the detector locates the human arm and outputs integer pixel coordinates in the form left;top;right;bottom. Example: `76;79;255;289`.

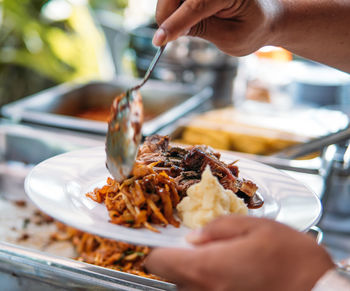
145;215;334;291
153;0;350;73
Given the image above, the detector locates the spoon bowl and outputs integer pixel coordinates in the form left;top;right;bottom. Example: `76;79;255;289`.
106;90;143;182
105;46;165;181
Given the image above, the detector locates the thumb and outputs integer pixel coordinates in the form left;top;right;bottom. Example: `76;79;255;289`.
187;215;271;245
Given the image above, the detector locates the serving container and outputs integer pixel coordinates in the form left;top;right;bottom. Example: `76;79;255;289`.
0;122;176;291
1;78;212;137
163;105;350;156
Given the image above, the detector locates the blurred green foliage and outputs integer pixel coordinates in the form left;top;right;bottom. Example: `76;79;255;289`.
89;0;128;14
0;0;111;106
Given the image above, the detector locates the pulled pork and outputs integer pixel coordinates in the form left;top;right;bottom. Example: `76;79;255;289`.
136;135;262;209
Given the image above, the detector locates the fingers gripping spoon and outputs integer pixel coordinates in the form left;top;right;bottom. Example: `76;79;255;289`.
105;45;166;182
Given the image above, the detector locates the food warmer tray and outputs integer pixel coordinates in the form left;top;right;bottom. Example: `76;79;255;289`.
1;78;212;137
0;122;176;291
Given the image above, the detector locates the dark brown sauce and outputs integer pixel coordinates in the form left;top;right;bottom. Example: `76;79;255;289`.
236;191;264;209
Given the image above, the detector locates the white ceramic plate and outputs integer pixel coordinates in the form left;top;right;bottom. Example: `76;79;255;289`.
25;146;322;248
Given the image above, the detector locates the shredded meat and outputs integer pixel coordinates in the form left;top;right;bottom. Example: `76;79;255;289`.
136;135;261;207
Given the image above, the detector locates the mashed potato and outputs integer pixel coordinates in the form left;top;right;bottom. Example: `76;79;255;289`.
176;166;248;229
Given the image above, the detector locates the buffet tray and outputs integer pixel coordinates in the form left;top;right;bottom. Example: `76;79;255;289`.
0;122;175;291
1;78;212;136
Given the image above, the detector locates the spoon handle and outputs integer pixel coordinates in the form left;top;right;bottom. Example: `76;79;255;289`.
131;45;166;91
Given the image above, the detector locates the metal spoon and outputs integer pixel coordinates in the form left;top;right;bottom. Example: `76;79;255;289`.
105;45;166;182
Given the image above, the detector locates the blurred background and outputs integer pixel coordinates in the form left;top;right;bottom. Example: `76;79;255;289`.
1;0;350;289
0;0;116;106
0;0;238;108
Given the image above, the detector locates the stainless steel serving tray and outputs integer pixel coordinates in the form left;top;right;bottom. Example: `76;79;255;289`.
0;122;175;291
1;78;212;136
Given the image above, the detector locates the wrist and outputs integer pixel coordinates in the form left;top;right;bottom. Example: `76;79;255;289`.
266;0;288;47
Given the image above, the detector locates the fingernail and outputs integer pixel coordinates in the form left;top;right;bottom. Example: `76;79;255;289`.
152;28;167;46
186;229;203;244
